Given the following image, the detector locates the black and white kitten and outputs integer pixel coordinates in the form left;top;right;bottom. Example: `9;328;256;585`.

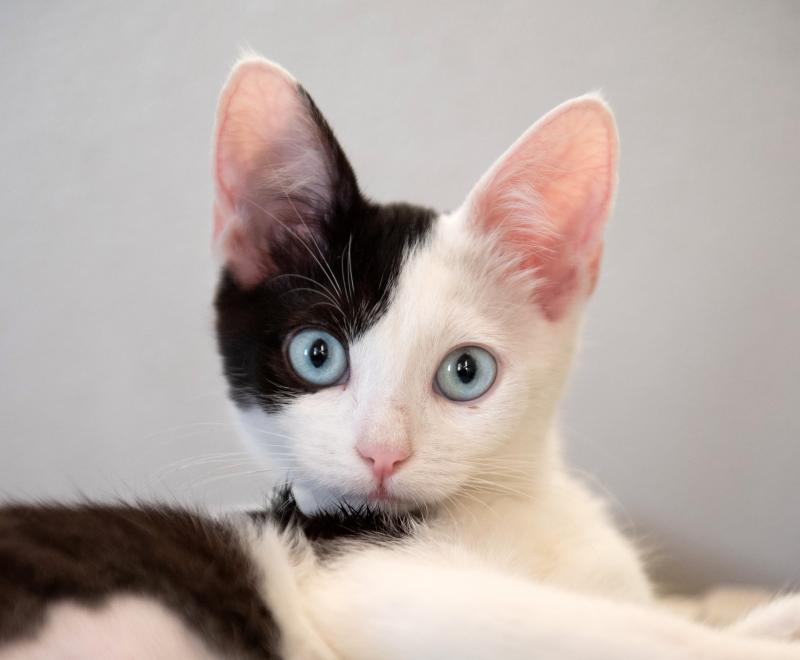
1;55;798;659
212;56;651;601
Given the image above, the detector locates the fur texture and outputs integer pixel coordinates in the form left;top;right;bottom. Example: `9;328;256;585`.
213;55;651;602
0;502;280;657
2;496;799;659
0;492;414;659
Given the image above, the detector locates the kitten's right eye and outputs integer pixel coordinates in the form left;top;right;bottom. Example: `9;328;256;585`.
286;328;348;388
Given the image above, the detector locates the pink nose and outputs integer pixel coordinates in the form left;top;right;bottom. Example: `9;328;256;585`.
357;444;411;481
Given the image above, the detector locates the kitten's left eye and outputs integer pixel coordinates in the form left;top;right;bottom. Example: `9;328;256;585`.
286;328;348;388
435;346;497;402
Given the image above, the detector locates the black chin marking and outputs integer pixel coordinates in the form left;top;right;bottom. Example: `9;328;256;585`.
247;486;419;555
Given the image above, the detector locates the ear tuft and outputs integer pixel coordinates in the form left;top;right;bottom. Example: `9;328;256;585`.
466;94;618;320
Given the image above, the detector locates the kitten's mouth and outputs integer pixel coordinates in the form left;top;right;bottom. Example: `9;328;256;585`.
368;485;394;502
290;480;422;516
365;486;417;512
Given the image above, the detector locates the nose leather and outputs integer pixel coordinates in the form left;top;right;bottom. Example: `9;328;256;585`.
356;444;411;481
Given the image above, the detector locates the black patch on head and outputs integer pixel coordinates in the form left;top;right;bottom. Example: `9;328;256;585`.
0;503;280;658
248;486;417;556
215;84;436;412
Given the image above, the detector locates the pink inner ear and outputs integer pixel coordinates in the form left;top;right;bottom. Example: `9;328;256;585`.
469;96;618;320
212;57;333;288
214;59;301;228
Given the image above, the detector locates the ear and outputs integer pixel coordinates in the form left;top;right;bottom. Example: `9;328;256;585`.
464;95;618;321
213;56;359;288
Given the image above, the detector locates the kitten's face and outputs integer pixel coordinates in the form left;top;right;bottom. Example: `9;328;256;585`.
213;57;617;513
218;207;568;512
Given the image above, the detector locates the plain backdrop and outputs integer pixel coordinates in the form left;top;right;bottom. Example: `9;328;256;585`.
1;1;798;593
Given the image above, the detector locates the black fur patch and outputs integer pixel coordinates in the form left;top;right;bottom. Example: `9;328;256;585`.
0;503;280;658
250;486;418;553
0;493;417;656
215;84;436;412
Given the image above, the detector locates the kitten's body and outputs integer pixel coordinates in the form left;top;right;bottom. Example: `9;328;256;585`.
2;496;798;659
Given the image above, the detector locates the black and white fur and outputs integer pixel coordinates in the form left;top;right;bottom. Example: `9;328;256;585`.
212;54;653;603
1;55;798;658
209;54;800;648
2;492;798;659
0;491;413;659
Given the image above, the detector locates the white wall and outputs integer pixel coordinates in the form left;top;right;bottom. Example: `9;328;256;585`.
0;1;797;592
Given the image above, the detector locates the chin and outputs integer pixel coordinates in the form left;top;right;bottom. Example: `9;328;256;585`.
364;491;420;515
289;480;425;516
366;481;460;515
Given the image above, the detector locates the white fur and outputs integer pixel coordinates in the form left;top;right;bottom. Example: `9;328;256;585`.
729;595;800;642
295;542;800;660
244;524;339;660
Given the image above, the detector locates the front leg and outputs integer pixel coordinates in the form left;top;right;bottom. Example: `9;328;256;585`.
303;546;800;660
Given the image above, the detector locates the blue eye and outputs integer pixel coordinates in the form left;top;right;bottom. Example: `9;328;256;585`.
435;346;497;402
286;328;348;388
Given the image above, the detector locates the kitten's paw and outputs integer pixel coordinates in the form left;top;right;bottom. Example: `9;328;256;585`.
728;594;800;642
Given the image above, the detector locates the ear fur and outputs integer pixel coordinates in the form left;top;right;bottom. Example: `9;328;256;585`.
212;56;358;288
465;94;618;320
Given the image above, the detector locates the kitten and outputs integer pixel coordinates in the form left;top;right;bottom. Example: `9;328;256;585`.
213;56;651;602
2;54;798;660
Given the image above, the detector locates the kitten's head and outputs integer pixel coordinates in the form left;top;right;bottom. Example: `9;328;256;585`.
213;57;617;513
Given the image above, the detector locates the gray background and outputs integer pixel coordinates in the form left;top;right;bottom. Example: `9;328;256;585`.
1;1;797;593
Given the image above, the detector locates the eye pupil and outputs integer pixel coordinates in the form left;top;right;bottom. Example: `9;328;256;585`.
308;338;328;368
455;353;476;383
